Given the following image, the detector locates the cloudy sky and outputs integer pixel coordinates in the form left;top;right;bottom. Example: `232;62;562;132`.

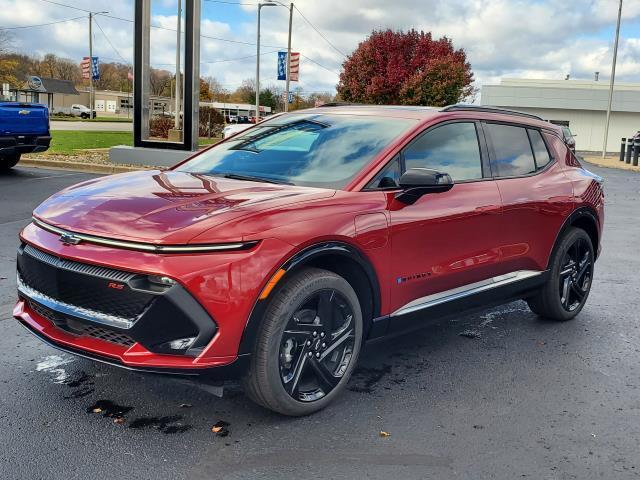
0;0;639;97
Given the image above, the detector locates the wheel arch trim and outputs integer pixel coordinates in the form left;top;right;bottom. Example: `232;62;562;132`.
237;241;382;355
549;206;600;268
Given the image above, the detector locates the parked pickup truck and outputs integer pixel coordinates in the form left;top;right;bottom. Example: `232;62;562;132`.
0;102;51;171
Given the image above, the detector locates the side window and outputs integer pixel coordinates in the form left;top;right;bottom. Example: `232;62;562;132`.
367;155;401;189
403;122;483;182
485;123;536;177
527;129;552;170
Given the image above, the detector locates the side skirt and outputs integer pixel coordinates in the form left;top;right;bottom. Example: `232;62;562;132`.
368;270;548;340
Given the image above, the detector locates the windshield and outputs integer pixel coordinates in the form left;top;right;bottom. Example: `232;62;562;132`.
177;113;416;189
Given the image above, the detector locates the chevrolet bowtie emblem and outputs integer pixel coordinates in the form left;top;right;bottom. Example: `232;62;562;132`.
59;233;81;245
18;110;30;115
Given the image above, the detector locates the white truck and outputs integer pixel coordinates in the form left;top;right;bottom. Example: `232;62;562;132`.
53;104;96;119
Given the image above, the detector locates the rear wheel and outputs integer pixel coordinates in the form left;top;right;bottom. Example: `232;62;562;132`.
243;267;362;416
0;154;20;172
527;227;594;321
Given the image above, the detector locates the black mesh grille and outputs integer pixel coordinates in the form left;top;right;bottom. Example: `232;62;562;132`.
18;244;153;320
28;300;136;348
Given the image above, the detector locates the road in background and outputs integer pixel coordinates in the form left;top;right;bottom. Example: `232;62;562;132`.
0;164;638;479
50;121;133;132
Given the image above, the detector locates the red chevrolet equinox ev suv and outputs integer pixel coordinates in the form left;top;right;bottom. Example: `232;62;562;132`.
15;104;604;416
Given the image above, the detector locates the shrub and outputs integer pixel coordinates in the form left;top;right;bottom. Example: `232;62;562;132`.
149;116;174;139
199;106;225;138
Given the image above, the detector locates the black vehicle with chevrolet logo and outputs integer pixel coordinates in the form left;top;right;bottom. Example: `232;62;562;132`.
0;99;51;171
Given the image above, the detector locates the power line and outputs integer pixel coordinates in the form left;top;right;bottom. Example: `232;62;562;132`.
203;0;258;5
0;15;86;30
293;5;347;58
93;17;130;64
37;0;93;13
300;53;340;76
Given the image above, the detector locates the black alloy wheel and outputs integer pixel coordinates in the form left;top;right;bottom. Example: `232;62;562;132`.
243;267;362;416
527;227;595;321
279;289;356;402
558;236;593;312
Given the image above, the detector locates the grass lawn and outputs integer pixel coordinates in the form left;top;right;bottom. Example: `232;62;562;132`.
47;130;220;154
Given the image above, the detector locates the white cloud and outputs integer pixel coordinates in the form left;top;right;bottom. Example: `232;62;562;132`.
0;0;639;95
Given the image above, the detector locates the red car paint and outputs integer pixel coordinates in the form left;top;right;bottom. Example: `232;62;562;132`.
15;105;604;374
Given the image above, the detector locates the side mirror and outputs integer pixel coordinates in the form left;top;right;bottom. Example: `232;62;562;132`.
395;168;453;205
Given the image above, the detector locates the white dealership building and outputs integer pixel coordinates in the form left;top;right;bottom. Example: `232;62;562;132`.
481;78;640;152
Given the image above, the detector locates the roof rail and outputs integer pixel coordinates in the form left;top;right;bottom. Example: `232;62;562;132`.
316;102;359;107
441;104;544;121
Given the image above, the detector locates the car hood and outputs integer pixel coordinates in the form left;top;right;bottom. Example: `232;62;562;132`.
33;170;335;244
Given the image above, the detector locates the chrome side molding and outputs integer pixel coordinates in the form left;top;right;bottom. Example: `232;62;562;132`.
391;270;544;317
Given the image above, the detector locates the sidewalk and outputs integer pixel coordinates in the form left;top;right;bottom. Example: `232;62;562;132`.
581;154;640;172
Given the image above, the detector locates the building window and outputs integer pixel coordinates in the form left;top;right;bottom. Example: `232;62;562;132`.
120;98;132;110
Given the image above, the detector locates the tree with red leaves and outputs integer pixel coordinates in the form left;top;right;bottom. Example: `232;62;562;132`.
337;29;474;106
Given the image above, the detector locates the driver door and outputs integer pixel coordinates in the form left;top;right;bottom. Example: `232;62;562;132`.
384;121;504;329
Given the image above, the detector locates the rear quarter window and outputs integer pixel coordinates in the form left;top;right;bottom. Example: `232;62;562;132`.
484;123;536;177
527;129;552;170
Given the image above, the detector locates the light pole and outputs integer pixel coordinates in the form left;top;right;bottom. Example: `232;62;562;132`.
89;11;108;119
284;3;293;112
602;0;623;158
256;2;278;120
175;0;182;131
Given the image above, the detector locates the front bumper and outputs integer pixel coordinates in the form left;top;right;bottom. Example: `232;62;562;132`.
15;299;249;379
14;241;246;377
0;135;51;155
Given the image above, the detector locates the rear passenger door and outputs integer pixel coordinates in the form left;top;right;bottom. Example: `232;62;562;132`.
482;122;574;274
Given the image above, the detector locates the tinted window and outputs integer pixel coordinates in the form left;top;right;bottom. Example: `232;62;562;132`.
485;123;536;177
403;122;482;181
528;129;552;170
178;114;415;189
368;155;401;189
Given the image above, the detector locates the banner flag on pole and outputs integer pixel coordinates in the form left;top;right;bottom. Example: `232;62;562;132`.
289;52;300;82
277;52;300;82
277;51;287;81
81;57;100;80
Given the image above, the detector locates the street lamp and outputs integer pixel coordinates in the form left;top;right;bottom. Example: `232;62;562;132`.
256;2;278;120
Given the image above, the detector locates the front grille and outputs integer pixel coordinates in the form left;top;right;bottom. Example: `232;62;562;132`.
29;300;136;348
18;244;153;320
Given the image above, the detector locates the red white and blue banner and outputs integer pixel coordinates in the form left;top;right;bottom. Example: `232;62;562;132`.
277;52;300;82
81;57;100;80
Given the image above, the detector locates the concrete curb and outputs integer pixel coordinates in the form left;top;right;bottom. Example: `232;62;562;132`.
20;158;154;175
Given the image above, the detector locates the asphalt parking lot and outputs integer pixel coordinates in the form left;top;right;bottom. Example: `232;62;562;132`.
0;163;638;479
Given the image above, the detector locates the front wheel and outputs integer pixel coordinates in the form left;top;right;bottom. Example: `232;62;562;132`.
527;227;594;321
0;154;20;172
243;267;363;416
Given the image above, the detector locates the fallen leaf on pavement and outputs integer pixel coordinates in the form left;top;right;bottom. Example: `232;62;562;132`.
92;408;103;414
179;403;192;408
113;417;125;425
212;420;230;437
379;431;391;437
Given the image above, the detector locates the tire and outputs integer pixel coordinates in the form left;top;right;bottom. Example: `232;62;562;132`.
81;113;89;119
527;227;594;321
0;154;20;172
242;267;363;416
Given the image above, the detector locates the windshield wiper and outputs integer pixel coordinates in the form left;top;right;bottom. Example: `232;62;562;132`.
220;173;293;185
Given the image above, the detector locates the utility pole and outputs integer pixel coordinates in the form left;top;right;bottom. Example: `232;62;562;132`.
175;0;182;130
603;0;623;158
284;3;293;112
255;6;262;120
88;12;93;118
